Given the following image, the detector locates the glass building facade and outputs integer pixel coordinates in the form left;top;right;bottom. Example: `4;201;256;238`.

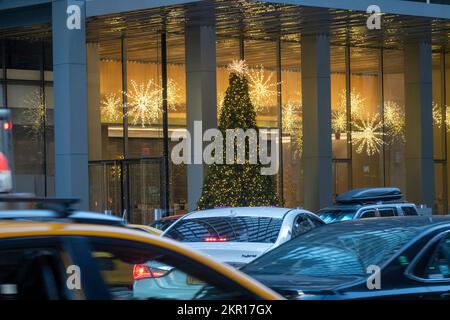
1;0;449;223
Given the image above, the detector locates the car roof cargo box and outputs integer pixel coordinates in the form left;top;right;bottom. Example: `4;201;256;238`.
336;188;403;205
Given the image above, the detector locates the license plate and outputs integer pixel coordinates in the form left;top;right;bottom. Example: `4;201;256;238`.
187;275;204;285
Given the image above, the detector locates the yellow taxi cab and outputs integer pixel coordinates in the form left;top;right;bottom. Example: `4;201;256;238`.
0;220;282;300
126;224;162;236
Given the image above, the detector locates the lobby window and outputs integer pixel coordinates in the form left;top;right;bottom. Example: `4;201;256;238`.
383;49;406;193
88;32;188;221
167;33;187;215
280;40;303;208
433;52;447;214
1;39;54;196
331;46;351;198
350;47;383;189
446;52;450;214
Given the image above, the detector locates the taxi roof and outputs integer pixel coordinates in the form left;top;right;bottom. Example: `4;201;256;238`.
0;220;282;300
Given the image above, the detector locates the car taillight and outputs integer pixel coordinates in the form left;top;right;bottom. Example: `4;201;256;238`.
3;121;12;131
204;236;228;242
133;264;168;280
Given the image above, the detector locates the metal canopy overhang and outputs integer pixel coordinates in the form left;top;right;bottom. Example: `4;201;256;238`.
85;0;450;51
0;0;448;52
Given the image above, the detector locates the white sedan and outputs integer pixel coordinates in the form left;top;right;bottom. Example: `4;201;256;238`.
161;207;325;267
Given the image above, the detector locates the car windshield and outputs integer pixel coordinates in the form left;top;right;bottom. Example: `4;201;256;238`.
165;216;283;243
318;209;356;223
242;222;421;278
150;219;176;231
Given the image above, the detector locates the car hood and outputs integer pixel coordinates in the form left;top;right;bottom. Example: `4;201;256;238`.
247;274;363;298
182;242;274;266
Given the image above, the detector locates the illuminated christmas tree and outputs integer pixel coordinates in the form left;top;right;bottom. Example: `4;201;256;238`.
197;61;281;209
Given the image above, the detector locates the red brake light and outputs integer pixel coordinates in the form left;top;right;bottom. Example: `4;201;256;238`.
0;153;10;172
204;237;228;242
133;264;167;280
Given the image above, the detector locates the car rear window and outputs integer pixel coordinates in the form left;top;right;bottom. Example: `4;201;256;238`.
318;209;356;223
165;216;283;243
243;224;421;277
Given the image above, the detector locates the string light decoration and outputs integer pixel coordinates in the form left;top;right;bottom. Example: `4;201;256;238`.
110;163;121;182
432;101;450;131
384;100;405;143
282;102;303;157
126;78;178;127
23;89;46;139
247;65;278;112
352;115;384;156
332;109;347;134
228;59;248;76
166;78;181;111
126;79;162;127
197;64;281;209
217;92;225;120
337;89;366;120
101;93;122;122
433;101;442;128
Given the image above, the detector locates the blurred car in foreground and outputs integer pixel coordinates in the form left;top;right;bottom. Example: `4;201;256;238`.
0;201;282;300
150;214;185;231
318;188;420;223
241;216;450;300
126;224;162;236
162;207;325;267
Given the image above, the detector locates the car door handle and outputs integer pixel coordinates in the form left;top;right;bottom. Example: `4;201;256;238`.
440;291;450;299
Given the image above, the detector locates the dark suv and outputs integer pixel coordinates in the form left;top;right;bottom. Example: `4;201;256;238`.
318;188;420;224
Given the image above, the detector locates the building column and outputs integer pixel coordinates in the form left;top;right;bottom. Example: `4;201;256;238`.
87;43;102;161
185;19;217;211
52;0;89;209
404;40;434;208
301;33;333;212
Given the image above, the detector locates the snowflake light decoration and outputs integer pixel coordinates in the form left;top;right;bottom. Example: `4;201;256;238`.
338;89;366;120
247;66;278;112
126;80;162;127
125;79;178;127
352;115;384;156
384;100;405;143
228;59;248;76
23;89;46;138
101;93;122;122
282;101;303;158
332;109;347;134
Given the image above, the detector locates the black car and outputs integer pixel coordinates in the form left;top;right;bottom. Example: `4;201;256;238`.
241;216;450;300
